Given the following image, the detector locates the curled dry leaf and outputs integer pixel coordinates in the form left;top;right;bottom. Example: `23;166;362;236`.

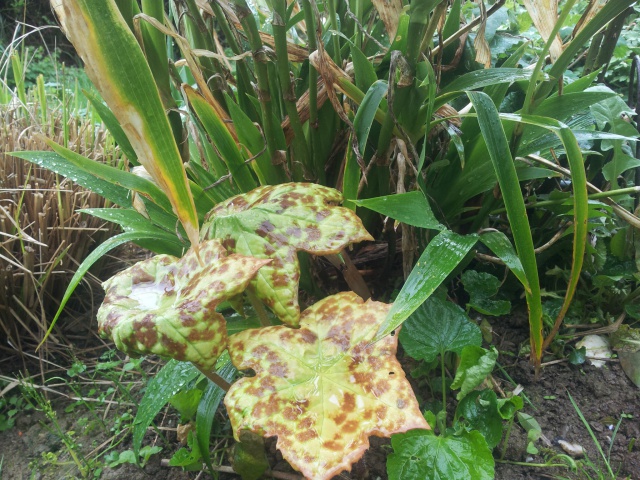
201;183;373;326
225;292;429;480
97;239;269;369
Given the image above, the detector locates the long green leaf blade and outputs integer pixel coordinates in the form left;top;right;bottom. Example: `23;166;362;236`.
52;0;200;247
43;231;179;345
185;86;257;193
375;231;477;340
467;91;543;365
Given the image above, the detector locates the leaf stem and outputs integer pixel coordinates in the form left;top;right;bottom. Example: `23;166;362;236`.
500;416;514;460
195;364;231;391
246;289;272;327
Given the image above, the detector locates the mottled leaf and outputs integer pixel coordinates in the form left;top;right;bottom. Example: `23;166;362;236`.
201;183;373;326
388;429;494;480
98;239;269;369
225;292;428;480
399;297;482;363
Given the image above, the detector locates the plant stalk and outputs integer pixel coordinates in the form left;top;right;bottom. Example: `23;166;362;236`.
247;289;272;327
300;0;321;180
272;0;310;180
195;364;232;391
232;0;280;163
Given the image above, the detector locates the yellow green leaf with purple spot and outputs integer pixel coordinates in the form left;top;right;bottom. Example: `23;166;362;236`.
97;239;269;369
201;183;373;326
225;292;429;480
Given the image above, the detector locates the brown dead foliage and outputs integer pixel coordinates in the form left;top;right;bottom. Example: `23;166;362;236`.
0;100;119;354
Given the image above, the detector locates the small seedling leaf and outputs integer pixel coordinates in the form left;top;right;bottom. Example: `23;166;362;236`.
451;346;498;401
225;292;428;480
387;429;494;480
399;296;482;362
456;390;502;448
170;389;203;423
201;183;372;326
98;239;269;369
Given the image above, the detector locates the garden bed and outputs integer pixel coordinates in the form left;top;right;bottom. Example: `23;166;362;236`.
1;310;638;479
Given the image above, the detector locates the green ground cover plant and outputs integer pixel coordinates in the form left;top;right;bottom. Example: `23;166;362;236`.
7;0;640;478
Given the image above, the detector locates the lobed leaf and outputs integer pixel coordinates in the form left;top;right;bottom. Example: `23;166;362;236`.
98;239;269;369
225;292;428;480
201;183;373;326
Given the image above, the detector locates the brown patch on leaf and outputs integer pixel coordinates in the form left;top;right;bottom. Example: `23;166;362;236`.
225;292;429;480
201;184;373;326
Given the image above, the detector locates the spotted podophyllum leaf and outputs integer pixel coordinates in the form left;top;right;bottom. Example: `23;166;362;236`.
98;239;269;369
201;183;373;326
225;292;429;480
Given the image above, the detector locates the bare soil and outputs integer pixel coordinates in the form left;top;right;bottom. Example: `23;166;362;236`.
1;311;638;480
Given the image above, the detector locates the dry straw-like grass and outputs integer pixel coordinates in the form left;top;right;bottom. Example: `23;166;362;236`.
0;94;119;356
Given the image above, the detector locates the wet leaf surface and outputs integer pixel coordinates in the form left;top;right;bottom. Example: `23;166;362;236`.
98;239;269;369
201;183;373;326
225;292;428;480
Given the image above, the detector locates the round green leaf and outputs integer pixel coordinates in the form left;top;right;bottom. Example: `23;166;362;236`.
455;390;503;449
388;429;494;480
399;297;482;363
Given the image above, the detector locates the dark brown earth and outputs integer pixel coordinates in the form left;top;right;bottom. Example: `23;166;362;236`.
1;310;638;480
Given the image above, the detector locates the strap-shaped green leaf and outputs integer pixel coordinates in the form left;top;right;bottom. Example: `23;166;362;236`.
201;183;373;326
467;91;544;366
52;0;200;247
225;292;429;480
185;86;258;193
375;231;478;340
98;239;269;369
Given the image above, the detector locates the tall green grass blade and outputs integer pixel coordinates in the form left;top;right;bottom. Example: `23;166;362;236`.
224;93;286;186
467;91;543;366
350;44;377;92
36;74;47;125
497;114;588;352
567;391;616;479
52;0;200;247
185;86;257;192
10;52;26;113
375;231;477;340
